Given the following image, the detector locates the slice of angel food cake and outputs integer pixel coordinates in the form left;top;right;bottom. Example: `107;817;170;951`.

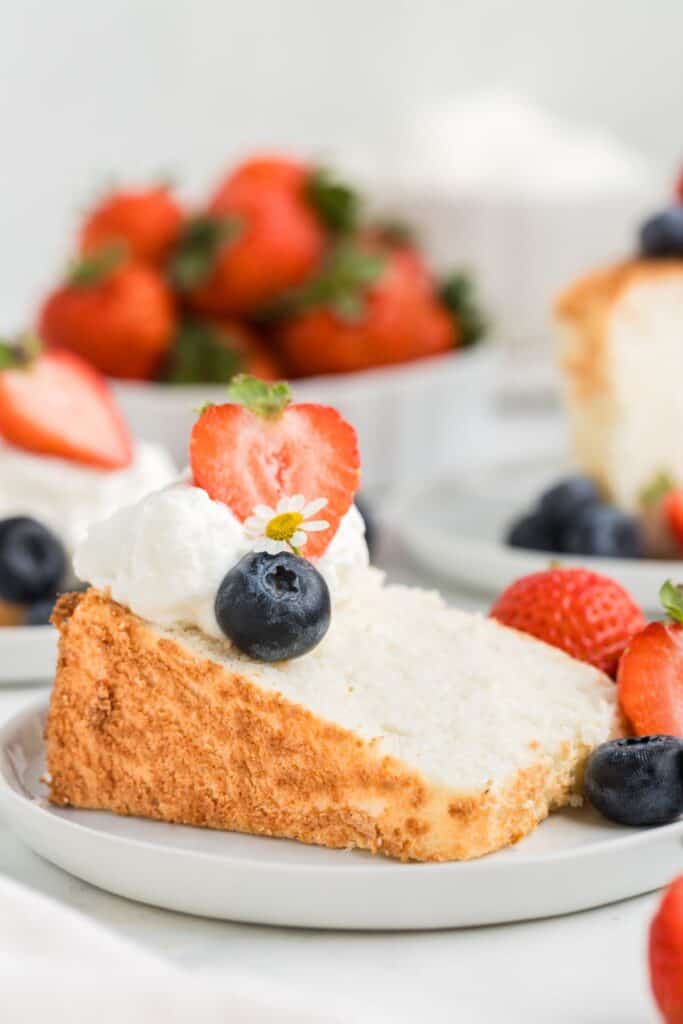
46;377;622;862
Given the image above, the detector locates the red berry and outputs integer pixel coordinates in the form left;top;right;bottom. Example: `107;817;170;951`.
650;876;683;1023
665;490;683;549
80;185;184;266
39;259;175;381
190;378;360;559
618;624;683;736
676;170;683;204
489;568;646;677
278;240;456;377
0;345;132;470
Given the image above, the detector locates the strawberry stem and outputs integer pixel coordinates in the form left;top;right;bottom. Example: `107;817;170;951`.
170;215;241;290
261;240;386;322
0;332;41;370
439;270;487;348
68;242;127;286
307;167;360;235
639;472;675;507
227;374;291;419
660;580;683;624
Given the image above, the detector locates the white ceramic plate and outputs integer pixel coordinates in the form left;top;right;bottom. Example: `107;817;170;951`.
387;456;683;612
2;702;681;930
0;626;57;686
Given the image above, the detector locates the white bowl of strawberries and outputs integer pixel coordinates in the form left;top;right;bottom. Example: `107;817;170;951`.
35;155;494;494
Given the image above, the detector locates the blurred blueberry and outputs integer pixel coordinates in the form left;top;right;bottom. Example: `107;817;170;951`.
640;208;683;258
506;512;557;552
538;476;600;532
25;595;57;626
0;517;66;603
561;504;642;558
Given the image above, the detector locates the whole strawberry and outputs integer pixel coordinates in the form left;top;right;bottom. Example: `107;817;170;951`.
618;581;683;737
39;248;175;380
650;876;683;1023
490;567;646;677
171;155;358;316
80;184;184;266
277;237;457;376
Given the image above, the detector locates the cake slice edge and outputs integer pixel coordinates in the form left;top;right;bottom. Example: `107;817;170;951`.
46;589;618;862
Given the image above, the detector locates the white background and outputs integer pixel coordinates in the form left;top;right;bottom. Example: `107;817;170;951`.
1;0;683;322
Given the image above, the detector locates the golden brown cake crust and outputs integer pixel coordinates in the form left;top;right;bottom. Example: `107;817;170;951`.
556;260;683;404
555;259;683;322
46;589;593;862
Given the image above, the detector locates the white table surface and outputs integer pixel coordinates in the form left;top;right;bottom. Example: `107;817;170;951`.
0;411;663;1023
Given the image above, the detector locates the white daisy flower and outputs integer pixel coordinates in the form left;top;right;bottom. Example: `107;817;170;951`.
244;494;330;555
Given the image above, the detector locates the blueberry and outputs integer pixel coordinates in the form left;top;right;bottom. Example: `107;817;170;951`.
0;517;66;603
585;736;683;827
561;503;642;558
25;595;57;626
506;512;557;552
215;551;331;662
538;476;601;532
639;208;683;258
355;495;376;561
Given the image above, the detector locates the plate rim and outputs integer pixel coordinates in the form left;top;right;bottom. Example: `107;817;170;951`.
384;458;683;586
2;699;682;878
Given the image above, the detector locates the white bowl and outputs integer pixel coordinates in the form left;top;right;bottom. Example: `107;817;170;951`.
113;346;497;496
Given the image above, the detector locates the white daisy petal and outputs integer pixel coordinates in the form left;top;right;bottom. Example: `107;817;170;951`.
251;539;270;552
302;519;330;532
268;538;289;555
276;497;291;513
244;516;264;534
291;530;308;548
254;504;275;519
303;497;328;517
290;494;306;512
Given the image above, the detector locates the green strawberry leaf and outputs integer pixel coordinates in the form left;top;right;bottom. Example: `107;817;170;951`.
68;242;127;286
262;240;386;323
163;321;244;385
439;270;488;348
307;167;360;235
228;374;291;419
0;332;41;370
169;215;241;290
660;580;683;624
639;472;676;507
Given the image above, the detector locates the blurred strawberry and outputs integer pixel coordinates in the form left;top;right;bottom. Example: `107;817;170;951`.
0;334;132;469
164;319;282;384
170;155;358;316
80;185;183;266
276;237;457;376
39;247;175;380
650;875;683;1023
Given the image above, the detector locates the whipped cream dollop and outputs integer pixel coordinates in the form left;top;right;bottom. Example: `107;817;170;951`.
0;441;176;554
74;480;369;640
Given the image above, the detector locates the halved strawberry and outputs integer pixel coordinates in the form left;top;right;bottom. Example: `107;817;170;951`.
617;580;683;736
190;376;360;558
0;336;133;470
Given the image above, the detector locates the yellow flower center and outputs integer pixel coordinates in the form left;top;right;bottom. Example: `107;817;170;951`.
265;511;304;542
